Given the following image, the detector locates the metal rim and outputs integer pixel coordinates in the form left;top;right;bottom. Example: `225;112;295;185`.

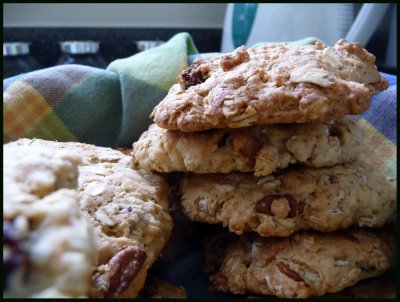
3;42;30;56
59;41;100;54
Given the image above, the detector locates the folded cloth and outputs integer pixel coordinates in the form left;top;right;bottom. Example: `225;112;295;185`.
3;33;198;147
351;72;397;178
3;33;396;178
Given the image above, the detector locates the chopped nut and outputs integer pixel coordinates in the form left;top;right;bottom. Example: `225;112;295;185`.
220;46;250;71
254;196;275;216
231;134;262;159
287;196;305;218
276;262;304;282
255;195;304;218
315;41;326;50
106;246;147;297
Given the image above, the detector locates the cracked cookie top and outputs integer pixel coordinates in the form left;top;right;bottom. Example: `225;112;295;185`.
152;40;388;131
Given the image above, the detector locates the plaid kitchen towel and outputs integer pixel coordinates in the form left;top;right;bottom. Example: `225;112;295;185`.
3;32;198;147
3;33;397;178
350;72;397;178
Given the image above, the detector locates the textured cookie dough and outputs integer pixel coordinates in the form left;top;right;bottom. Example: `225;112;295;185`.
9;138;174;298
132;118;363;176
204;230;394;298
152;39;388;132
3;144;96;298
180;162;396;237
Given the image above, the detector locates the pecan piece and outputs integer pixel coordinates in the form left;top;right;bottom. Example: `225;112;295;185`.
254;196;275;216
276;262;304;282
106;246;147;297
231;134;262;159
287;196;305;218
255;195;304;218
220;46;250;71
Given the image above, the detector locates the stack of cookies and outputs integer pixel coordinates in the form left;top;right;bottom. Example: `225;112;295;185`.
132;40;396;298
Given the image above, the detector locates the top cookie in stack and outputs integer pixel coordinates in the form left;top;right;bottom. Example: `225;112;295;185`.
151;39;387;131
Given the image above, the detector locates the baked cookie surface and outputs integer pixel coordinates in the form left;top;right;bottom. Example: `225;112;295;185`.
3;144;96;298
9;139;173;298
133;118;363;176
204;230;394;298
180;162;396;237
152;40;388;131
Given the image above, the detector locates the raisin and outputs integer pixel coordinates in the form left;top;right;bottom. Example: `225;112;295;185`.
177;64;209;90
3;220;29;290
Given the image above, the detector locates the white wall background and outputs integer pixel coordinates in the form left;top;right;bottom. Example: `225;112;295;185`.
3;3;227;28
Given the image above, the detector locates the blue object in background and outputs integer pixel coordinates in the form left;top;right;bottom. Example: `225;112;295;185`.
231;4;258;48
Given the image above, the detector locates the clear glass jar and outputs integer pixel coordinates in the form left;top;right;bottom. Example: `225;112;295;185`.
3;42;41;79
134;40;165;52
57;41;107;68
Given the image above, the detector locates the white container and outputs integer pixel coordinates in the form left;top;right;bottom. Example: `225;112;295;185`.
222;3;354;52
385;4;396;69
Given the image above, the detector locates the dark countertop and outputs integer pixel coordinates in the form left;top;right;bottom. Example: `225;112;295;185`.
4;27;222;68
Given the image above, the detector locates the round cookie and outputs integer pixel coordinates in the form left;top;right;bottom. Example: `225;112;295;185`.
152;39;388;132
3;144;96;298
133;118;363;176
180;161;396;237
204;230;394;298
9;138;174;298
